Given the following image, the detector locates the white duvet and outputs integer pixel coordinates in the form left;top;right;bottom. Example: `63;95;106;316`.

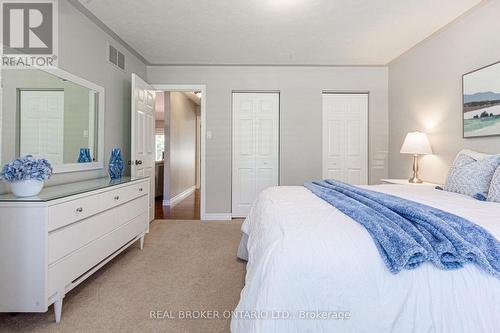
231;185;500;333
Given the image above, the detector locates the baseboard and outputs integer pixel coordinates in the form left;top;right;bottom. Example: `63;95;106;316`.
163;186;196;207
203;213;232;221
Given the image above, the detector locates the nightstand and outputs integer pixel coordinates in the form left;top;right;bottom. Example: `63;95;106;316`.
380;179;440;187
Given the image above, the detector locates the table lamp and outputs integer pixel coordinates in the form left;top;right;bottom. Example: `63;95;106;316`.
400;131;433;183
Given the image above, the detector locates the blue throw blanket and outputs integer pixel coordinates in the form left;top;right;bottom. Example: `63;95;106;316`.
304;180;500;278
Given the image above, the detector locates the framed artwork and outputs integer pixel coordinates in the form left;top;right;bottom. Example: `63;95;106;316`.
462;61;500;138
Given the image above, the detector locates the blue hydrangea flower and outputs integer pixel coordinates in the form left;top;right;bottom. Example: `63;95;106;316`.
0;155;53;182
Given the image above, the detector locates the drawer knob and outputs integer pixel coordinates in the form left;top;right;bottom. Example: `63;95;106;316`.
114;195;120;200
76;207;83;213
139;188;143;192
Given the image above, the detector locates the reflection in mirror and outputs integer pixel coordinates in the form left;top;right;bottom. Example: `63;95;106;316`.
1;68;103;173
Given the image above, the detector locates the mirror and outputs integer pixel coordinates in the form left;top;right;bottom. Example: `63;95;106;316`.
1;68;104;173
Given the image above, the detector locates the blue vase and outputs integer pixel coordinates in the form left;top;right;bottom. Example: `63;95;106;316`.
85;149;92;162
108;148;124;179
78;148;91;163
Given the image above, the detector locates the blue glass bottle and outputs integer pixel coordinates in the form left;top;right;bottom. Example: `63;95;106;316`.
108;148;124;179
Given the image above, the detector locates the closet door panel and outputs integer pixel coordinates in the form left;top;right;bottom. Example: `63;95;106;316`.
232;93;279;217
323;93;368;185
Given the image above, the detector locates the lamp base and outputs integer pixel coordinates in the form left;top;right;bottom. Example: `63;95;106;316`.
408;176;423;184
408;154;423;183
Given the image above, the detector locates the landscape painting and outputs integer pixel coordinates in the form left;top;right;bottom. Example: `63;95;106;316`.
463;61;500;138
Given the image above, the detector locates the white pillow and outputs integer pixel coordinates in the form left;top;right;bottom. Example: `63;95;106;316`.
444;150;500;198
488;166;500;203
453;149;492;161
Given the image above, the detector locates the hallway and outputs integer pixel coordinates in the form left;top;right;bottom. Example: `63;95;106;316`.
155;189;200;220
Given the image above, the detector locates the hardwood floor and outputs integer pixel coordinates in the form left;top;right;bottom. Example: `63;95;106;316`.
155;189;200;220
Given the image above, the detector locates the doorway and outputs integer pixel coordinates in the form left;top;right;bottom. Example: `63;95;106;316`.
154;91;202;220
131;74;206;221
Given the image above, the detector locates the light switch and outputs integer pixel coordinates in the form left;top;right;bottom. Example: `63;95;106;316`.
207;131;212;139
83;130;89;138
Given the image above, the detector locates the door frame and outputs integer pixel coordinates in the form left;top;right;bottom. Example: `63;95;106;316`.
321;90;370;184
231;91;281;218
152;84;207;220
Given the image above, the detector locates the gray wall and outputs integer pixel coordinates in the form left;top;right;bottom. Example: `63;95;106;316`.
161;92;171;202
167;92;197;199
0;0;147;193
195;106;201;189
147;66;389;214
388;0;500;184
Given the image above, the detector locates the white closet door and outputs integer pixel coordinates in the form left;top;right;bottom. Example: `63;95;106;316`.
20;90;64;164
232;92;279;218
322;93;368;185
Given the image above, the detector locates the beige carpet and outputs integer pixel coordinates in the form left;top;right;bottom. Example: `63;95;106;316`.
0;220;246;333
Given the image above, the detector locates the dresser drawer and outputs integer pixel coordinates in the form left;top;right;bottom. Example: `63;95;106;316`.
48;195;148;264
48;195;101;231
48;212;148;297
101;180;148;210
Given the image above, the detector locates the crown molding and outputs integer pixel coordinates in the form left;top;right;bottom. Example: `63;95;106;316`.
147;63;387;68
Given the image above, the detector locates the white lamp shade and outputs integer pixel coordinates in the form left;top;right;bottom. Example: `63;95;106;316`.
400;131;433;155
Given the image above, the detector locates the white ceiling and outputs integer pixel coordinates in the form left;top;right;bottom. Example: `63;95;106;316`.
78;0;482;66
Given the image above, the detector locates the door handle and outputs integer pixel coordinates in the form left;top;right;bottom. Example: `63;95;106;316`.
135;160;143;165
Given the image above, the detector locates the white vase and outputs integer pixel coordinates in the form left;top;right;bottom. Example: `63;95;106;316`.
10;179;44;197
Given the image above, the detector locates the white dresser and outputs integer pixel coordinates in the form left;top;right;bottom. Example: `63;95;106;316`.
0;177;150;322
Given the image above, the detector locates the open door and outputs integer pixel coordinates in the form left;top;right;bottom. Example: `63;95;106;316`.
131;74;155;221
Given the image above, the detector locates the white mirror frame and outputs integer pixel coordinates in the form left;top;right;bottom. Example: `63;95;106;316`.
1;67;105;174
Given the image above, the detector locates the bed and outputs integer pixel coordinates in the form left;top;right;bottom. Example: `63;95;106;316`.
232;184;500;332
